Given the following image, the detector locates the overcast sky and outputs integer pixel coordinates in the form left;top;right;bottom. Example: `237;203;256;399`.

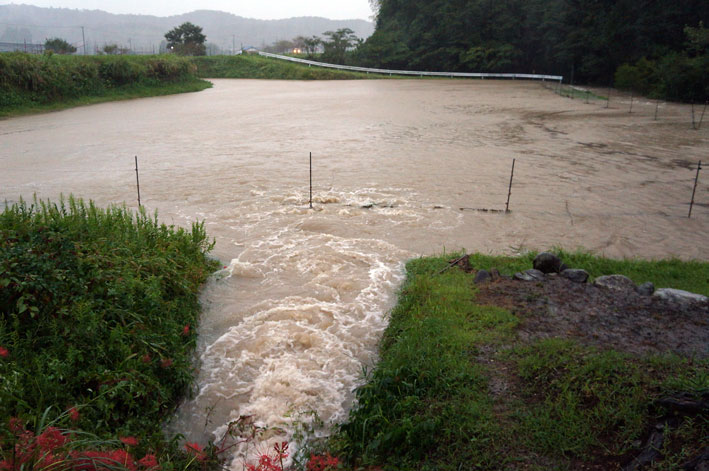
8;1;375;20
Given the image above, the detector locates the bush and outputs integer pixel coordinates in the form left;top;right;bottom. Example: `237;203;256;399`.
0;197;218;442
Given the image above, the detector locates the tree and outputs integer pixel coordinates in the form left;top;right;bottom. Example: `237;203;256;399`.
44;38;76;54
165;22;207;56
321;28;360;64
303;36;322;58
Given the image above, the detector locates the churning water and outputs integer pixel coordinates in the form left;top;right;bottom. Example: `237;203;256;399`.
1;79;708;465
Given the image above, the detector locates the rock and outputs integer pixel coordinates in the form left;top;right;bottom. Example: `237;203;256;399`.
637;282;655;296
474;270;492;284
514;269;546;282
594;274;637;292
560;268;589;283
533;252;563;274
653;288;708;305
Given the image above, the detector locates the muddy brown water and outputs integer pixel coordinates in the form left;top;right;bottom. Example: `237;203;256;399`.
1;79;708;465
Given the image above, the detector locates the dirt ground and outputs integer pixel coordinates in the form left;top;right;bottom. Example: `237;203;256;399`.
474;274;709;359
451;255;709;470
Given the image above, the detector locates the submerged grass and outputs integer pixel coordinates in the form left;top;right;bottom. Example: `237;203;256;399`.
0;196;220;467
335;252;709;470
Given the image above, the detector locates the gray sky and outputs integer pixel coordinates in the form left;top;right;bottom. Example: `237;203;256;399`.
9;1;375;20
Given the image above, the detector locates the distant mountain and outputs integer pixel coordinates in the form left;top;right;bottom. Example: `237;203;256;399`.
0;4;374;54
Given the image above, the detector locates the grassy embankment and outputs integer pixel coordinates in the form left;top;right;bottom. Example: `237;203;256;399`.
0;198;220;468
0;53;211;118
191;54;373;80
334;251;709;470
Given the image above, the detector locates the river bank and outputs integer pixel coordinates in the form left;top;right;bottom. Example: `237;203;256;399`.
333;251;709;470
0;197;220;467
0;53;210;118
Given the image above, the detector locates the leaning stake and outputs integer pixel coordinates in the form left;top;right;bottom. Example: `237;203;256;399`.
309;152;313;209
688;161;702;218
135;155;141;207
505;158;516;213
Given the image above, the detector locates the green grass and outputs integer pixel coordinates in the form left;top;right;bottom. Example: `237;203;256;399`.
0;53;212;118
335;252;709;470
0;196;220;467
192;54;375;80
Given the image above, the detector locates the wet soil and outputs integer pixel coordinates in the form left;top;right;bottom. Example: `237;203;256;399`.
474;273;709;359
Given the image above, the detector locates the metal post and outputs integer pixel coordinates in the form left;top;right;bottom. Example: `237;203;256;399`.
629;92;634;114
505;158;516;213
135;156;141;207
691;101;696;129
698;101;708;130
81;26;86;55
309;152;313;209
688;161;702;218
654;100;659;120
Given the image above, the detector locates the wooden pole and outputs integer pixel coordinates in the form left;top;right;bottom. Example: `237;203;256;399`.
654;100;660;120
688;161;702;218
606;85;611;108
505;158;516;213
135;156;141;207
309;152;313;209
629;91;634;114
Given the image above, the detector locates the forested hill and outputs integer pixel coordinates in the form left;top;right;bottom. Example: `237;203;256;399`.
356;0;709;101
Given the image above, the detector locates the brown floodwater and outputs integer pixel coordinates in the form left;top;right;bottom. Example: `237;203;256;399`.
1;79;707;465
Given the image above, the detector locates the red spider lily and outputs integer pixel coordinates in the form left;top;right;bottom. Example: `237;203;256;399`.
0;346;8;358
72;449;137;471
68;407;80;423
182;325;190;336
138;454;160;471
306;452;340;471
141;354;152;364
120;436;139;447
184;442;207;462
160;358;173;368
36;426;69;451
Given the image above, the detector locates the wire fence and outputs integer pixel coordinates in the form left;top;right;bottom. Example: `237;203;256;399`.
5;154;705;221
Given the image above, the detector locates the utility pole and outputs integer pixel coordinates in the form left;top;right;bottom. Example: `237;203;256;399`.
232;35;236;55
81;26;86;55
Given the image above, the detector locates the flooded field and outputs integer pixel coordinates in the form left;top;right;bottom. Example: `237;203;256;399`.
1;79;707;465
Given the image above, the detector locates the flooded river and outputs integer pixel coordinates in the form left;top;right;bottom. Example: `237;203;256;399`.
1;79;708;465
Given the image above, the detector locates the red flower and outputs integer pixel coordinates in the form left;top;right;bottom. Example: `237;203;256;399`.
8;417;24;435
307;453;340;471
120;436;139;447
0;346;9;358
184;442;207;462
160;358;173;368
73;450;136;471
68;407;80;422
182;325;190;336
138;454;160;471
141;354;152;364
36;426;69;452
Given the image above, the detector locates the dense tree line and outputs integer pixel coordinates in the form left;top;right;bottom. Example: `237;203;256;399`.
355;0;708;101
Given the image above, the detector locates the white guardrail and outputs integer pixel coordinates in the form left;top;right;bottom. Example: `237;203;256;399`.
258;51;563;82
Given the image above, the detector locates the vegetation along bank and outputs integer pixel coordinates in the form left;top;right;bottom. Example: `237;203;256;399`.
332;251;709;470
0;53;211;118
0;198;221;468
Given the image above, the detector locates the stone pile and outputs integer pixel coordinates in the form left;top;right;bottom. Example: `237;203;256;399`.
474;252;709;306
